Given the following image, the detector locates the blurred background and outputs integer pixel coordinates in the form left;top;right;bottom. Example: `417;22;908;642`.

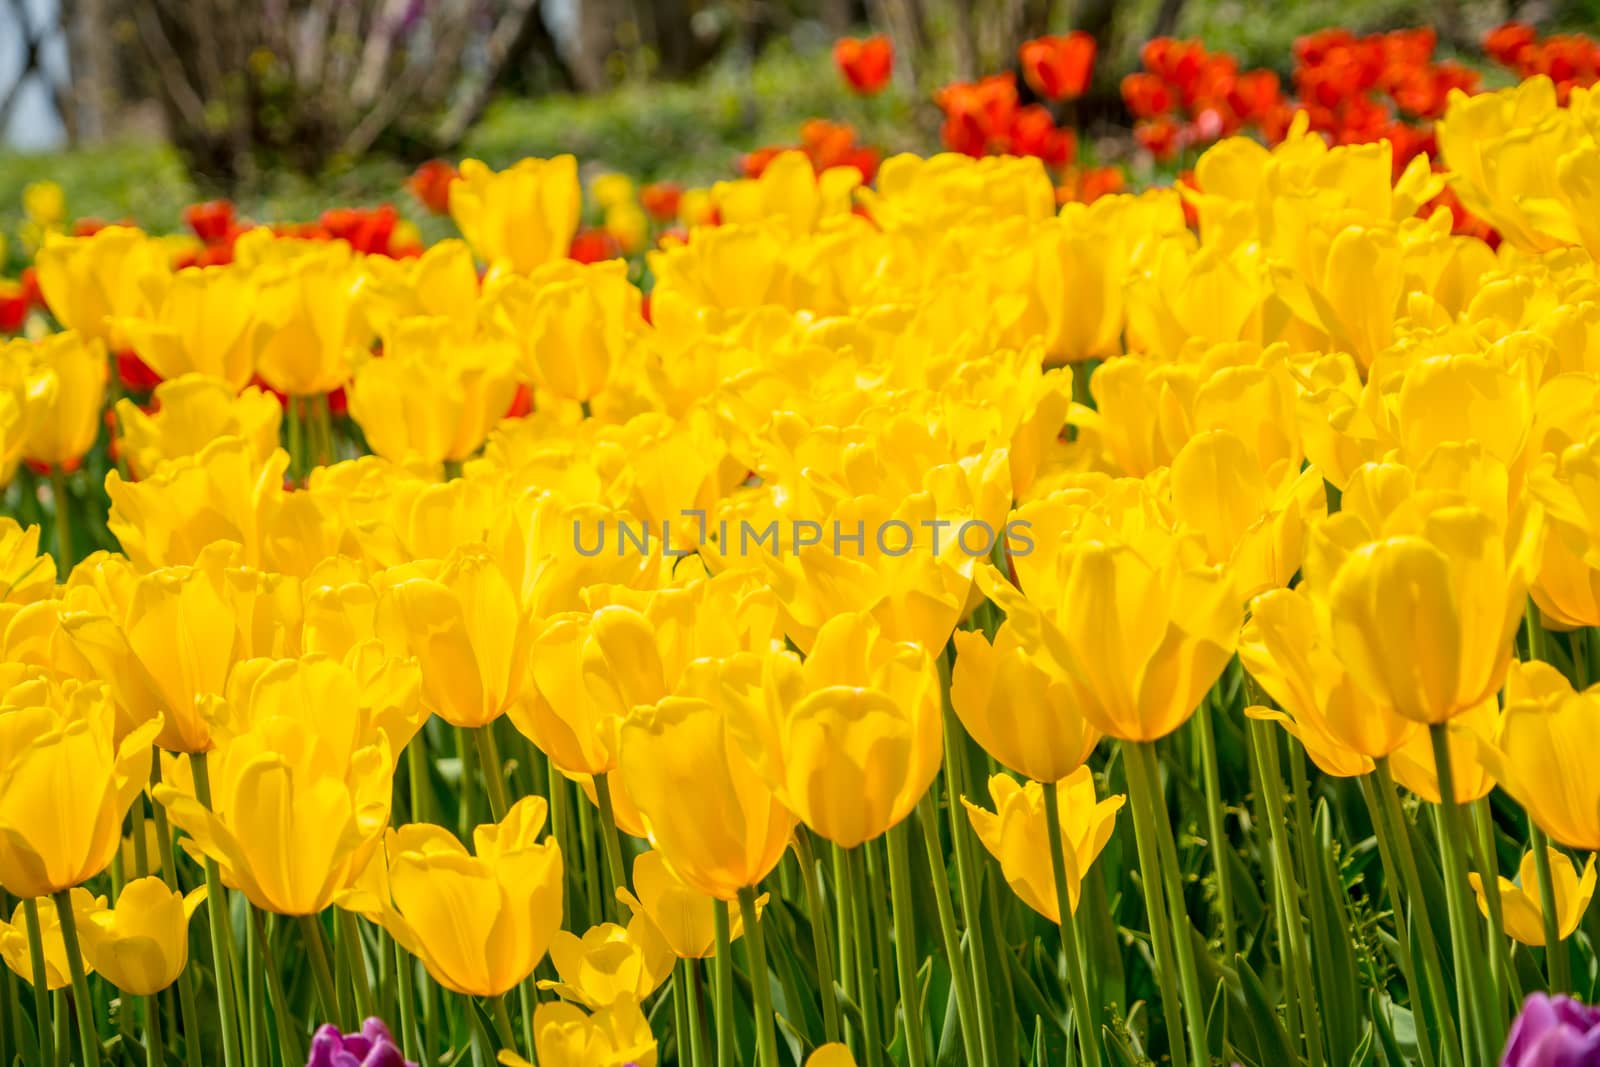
0;0;1583;234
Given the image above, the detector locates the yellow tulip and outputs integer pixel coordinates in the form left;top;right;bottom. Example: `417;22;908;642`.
341;796;563;997
726;612;943;848
78;877;206;995
1469;848;1595;947
1386;699;1498;804
615;849;751;959
1435;78;1569;252
1009;197;1134;365
1170;429;1326;600
514;571;779;776
116;375;282;479
619;677;795;901
106;436;290;569
155;655;397;915
1316;498;1541;726
484;260;641;403
978;486;1239;742
1529;434;1600;629
61;541;301;753
962;767;1123;923
528;996;657;1067
251;240;371;396
0;519;56;604
34;226;171;347
347;318;519;466
711;151;859;236
1273;222;1403;372
375;545;531;728
357;239;482;337
12;332;107;470
116;266;263;390
0;359;30;489
646;223;793;311
1481;660;1600;850
0;678;159;897
1125;234;1269;359
450;156;581;274
539;917;673;1009
859;153;1057;234
0;888;102;989
950;623;1101;782
805;1045;860;1067
1239;587;1415;773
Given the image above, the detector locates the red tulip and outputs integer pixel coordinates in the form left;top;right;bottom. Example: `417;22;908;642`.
640;181;682;222
1484;22;1537;69
1020;32;1096;101
1121;72;1174;119
407;160;459;216
834;35;893;95
570;228;622;264
185;200;237;245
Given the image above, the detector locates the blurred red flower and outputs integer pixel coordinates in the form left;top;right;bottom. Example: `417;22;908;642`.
407;159;459;216
834;35;894;95
640;181;683;222
1020;32;1097;101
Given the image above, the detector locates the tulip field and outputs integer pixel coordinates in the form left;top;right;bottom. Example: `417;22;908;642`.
8;18;1600;1067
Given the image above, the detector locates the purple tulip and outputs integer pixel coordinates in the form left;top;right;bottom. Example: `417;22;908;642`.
1503;993;1600;1067
307;1018;416;1067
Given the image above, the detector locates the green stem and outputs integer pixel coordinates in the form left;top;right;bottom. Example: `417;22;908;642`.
297;915;342;1030
832;845;855;1047
1247;720;1321;1067
1429;724;1498;1061
244;901;267;1067
286;397;304;485
1130;741;1212;1067
688;960;711;1067
405;737;432;824
738;885;780;1067
149;759;204;1067
1357;775;1440;1067
712;900;736;1067
1530;825;1571;994
1119;742;1190;1067
49;467;73;571
574;779;603;929
1288;740;1334;1066
914;796;980;1067
673;959;695;1067
844;845;886;1067
393;937;423;1063
456;727;477;842
1469;799;1512;1016
53;889;101;1067
884;823;929;1067
1374;758;1462;1067
191;754;243;1067
864;842;894;1036
251;911;297;1067
23;898;56;1067
474;726;510;822
593;772;629;920
488;994;516;1051
1194;698;1236;959
1044;778;1104;1067
143;993;165;1067
338;909;375;1023
794;830;843;1043
937;653;998;1067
